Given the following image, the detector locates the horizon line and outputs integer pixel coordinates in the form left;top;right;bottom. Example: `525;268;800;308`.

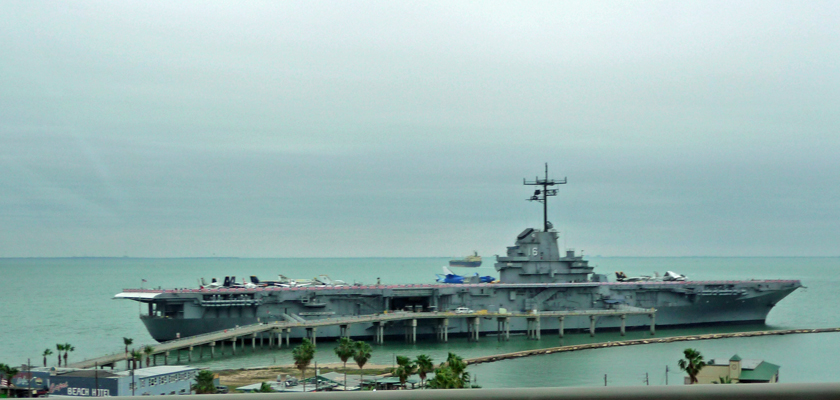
1;255;838;259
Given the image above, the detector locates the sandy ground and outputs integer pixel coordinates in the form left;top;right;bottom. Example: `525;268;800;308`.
217;363;393;389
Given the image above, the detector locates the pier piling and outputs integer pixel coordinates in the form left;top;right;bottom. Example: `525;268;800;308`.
526;317;540;340
473;317;481;341
650;313;656;335
443;318;449;342
590;315;596;337
377;322;385;344
558;316;565;338
497;317;509;341
620;314;626;336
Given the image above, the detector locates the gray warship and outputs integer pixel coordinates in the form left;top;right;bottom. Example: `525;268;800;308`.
116;166;802;342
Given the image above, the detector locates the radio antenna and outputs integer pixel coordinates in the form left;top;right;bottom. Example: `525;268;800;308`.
524;163;567;231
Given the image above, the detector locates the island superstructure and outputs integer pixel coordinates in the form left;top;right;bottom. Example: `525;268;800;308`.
116;166;802;342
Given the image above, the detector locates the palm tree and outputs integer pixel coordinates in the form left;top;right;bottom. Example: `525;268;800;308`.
56;344;65;367
292;339;316;392
2;365;20;388
143;345;155;367
333;337;355;391
353;341;372;390
43;349;53;367
427;365;458;389
0;363;10;386
394;355;417;389
192;370;216;394
678;348;706;384
130;350;143;371
62;343;74;367
123;337;133;355
415;354;434;389
446;352;468;388
0;364;9;389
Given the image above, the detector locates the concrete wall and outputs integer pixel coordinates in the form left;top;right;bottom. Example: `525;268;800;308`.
47;375;119;396
695;365;731;384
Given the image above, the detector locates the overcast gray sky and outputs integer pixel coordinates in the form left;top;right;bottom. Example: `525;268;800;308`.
1;1;838;257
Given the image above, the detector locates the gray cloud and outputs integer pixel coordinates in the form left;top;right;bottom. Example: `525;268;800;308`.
1;1;838;256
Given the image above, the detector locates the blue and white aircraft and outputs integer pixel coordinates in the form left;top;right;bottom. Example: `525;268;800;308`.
436;266;496;284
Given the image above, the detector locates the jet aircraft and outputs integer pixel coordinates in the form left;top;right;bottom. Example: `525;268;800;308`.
436;266;496;284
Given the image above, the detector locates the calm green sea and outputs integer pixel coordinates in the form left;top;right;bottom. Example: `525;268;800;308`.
1;257;838;387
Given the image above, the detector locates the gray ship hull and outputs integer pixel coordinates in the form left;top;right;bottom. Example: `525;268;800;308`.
118;169;803;344
132;280;799;342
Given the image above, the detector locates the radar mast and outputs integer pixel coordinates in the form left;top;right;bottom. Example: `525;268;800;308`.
524;163;566;231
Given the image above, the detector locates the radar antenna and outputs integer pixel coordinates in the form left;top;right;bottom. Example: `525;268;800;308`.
524;163;567;231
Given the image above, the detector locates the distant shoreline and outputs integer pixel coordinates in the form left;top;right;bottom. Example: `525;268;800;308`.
2;256;838;259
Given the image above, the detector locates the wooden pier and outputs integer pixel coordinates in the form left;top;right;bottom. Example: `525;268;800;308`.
67;307;655;369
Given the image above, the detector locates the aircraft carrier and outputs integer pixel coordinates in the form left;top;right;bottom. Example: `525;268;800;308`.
116;166;802;343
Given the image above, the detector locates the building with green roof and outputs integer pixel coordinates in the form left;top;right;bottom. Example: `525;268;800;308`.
692;354;780;384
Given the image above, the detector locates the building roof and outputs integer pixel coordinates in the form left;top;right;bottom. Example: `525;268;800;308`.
236;375;345;393
740;359;763;370
112;365;198;378
365;376;418;384
708;357;762;369
55;370;119;379
319;372;361;387
739;361;780;382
